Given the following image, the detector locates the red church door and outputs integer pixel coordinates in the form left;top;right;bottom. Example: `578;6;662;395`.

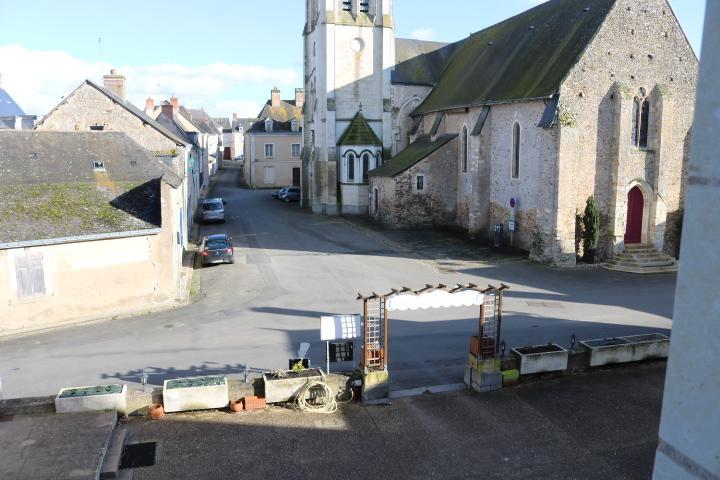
624;186;644;244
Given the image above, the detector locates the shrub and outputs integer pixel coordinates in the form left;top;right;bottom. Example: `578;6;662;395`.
582;196;601;263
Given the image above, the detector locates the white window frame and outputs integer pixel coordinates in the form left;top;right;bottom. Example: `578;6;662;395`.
264;143;275;159
291;143;301;158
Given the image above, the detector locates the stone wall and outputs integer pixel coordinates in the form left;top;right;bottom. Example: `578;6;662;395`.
558;0;697;260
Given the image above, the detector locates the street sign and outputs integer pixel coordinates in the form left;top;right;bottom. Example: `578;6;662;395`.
320;315;361;341
509;220;516;232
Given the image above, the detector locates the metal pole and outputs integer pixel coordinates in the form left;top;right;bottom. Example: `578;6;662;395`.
326;341;330;374
496;289;505;357
478;301;485;362
363;299;369;369
383;297;389;371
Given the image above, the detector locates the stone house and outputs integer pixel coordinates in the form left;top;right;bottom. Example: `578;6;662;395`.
0;131;184;335
243;117;303;188
34;70;198;247
304;0;697;266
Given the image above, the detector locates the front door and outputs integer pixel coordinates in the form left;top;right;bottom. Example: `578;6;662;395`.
264;166;275;186
292;167;301;187
624;186;644;244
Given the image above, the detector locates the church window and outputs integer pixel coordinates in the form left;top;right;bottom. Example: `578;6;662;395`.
347;152;356;181
360;0;370;13
631;97;650;148
639;100;650;148
342;0;352;12
512;123;520;179
461;126;468;173
362;152;370;182
416;175;425;191
631;98;639;145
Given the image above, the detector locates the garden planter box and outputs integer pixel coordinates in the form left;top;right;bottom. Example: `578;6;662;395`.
580;334;670;367
262;368;325;404
55;384;127;415
162;375;229;413
512;344;569;375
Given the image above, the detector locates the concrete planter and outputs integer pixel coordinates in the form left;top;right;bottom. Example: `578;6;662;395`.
55;384;127;415
512;344;569;375
580;334;670;367
162;375;229;413
262;368;325;404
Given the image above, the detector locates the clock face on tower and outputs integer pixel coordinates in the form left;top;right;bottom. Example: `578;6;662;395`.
351;38;365;53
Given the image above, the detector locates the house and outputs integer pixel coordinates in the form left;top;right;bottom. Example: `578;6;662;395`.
0;73;36;130
243;117;302;189
303;0;697;267
212;116;234;164
231;113;258;163
184;107;222;176
258;87;304;123
0;131;184;334
34;70;198;246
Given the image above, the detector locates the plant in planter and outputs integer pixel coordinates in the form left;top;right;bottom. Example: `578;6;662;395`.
582;196;600;263
148;403;165;420
262;368;325;404
230;399;244;413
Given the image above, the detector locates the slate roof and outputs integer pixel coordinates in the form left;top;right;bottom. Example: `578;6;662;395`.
337;112;382;146
0;131;180;246
393;38;462;86
415;0;617;115
35;81;189;147
370;134;457;178
0;87;25;116
233;117;258;132
247;118;301;134
184;108;221;135
257;100;302;123
212;117;231;130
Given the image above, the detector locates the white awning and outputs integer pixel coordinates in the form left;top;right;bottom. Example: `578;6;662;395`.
386;289;484;311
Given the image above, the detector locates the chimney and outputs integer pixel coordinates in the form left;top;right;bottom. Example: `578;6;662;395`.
145;97;154;115
232;112;238;122
271;87;281;108
103;68;126;101
295;88;305;109
169;96;179;115
161;103;174;119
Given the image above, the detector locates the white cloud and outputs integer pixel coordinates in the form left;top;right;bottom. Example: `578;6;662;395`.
0;44;298;118
410;28;436;41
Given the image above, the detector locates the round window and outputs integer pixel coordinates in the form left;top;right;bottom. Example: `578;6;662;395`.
351;38;365;53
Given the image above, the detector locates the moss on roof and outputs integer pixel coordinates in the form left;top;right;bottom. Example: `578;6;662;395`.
370;134;457;178
415;0;617;114
337;112;382;146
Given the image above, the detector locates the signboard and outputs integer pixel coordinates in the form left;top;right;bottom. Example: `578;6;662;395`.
509;220;516;232
320;314;361;341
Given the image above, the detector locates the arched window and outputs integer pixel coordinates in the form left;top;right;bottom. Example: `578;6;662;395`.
362;152;370;182
347;152;355;181
461;126;468;173
376;152;382;167
631;98;640;146
512;123;520;179
639;100;650;148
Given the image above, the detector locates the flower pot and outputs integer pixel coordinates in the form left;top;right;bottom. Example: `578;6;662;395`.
148;403;165;420
230;399;244;413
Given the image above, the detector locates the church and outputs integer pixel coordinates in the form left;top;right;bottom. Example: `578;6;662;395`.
301;0;697;267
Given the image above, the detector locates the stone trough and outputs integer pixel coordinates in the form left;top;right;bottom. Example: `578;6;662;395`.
263;368;325;404
512;344;569;375
162;375;229;413
580;334;670;367
55;384;127;415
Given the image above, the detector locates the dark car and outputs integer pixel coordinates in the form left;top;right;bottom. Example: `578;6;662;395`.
280;187;301;203
272;187;289;199
201;234;234;266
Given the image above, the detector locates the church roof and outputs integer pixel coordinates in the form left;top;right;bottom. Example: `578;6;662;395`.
370;134;456;178
415;0;617;115
0;87;25;116
393;38;462;86
337;112;381;146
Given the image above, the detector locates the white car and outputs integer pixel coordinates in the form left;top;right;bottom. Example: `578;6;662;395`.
201;198;226;223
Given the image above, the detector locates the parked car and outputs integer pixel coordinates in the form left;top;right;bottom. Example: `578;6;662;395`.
201;234;234;266
201;198;226;223
280;187;301;203
272;187;289;199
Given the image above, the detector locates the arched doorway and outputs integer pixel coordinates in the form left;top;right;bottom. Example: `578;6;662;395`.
625;186;644;244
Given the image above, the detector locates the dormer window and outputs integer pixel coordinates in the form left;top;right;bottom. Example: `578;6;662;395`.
291;119;299;132
93;161;106;171
265;118;273;132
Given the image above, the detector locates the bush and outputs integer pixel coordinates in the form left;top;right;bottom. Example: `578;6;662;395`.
582;196;600;263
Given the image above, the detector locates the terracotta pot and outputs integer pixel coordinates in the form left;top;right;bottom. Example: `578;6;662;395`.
230;399;244;413
148;403;165;420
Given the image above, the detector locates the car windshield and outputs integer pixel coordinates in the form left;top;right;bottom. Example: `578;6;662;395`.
206;238;229;250
203;202;223;211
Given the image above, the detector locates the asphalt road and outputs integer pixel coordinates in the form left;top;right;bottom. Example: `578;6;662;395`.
0;167;676;399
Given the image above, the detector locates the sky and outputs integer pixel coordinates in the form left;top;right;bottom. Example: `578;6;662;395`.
0;0;707;119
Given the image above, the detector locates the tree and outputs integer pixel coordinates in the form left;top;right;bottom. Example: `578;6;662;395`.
582;196;600;263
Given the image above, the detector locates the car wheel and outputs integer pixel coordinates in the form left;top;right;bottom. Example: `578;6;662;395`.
229;258;235;264
284;197;290;203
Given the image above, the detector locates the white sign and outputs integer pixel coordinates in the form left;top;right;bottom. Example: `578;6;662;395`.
386;290;484;311
320;314;361;341
509;220;516;232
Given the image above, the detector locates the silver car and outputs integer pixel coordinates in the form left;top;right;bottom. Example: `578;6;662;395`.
201;198;226;223
201;234;234;265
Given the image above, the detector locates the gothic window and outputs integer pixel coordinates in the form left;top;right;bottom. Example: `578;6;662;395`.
362;153;370;182
347;152;356;181
461;126;468;173
639;100;650;148
631;96;651;148
512;123;520;179
631;98;639;146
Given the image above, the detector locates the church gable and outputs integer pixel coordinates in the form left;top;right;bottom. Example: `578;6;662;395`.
415;0;617;115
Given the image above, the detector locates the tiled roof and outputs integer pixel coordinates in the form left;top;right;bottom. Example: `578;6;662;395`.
415;0;616;114
337;112;381;146
0;131;180;245
370;134;457;178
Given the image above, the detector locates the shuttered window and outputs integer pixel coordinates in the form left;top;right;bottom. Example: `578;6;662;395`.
15;252;46;298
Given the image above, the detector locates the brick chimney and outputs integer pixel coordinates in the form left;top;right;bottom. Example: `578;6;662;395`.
295;88;305;109
103;68;126;101
161;103;174;119
271;87;281;108
232;112;238;122
145;97;154;115
169;96;179;115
